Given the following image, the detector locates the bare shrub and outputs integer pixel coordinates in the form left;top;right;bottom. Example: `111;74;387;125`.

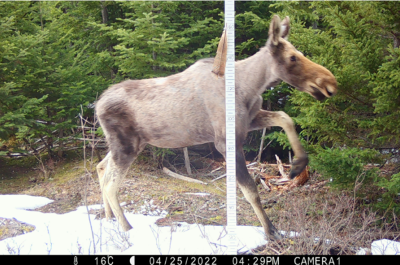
259;188;396;255
103;222;133;252
45;224;52;254
6;240;21;255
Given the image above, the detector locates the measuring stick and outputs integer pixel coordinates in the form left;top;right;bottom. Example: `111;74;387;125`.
224;0;237;255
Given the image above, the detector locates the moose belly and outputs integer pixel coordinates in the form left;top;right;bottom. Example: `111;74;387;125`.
145;126;215;149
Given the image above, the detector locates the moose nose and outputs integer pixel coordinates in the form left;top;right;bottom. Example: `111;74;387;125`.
325;84;337;97
316;78;337;98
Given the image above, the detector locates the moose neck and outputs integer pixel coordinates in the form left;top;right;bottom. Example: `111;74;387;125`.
235;46;279;97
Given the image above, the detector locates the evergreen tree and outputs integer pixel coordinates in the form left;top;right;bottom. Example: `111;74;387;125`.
0;2;108;156
269;1;400;215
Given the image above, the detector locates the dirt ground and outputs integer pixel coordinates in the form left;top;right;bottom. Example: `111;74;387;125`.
0;153;294;242
0;151;398;254
20;156;288;228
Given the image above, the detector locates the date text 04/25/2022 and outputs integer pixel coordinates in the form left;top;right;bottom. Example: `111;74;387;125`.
145;256;340;265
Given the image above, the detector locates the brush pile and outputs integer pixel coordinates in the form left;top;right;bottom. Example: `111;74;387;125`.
246;155;310;192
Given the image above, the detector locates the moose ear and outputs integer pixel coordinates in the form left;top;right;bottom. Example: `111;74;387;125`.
280;16;290;40
269;15;281;46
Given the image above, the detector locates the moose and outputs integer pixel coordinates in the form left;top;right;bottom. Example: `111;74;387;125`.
95;15;337;240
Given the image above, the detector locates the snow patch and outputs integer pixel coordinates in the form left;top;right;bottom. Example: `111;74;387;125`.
0;194;399;255
0;195;53;210
371;239;400;255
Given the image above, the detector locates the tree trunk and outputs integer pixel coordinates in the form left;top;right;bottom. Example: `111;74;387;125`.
183;147;192;176
101;1;108;25
39;2;44;31
58;128;64;158
257;94;272;163
101;1;115;79
257;128;267;163
393;32;400;48
151;3;157;72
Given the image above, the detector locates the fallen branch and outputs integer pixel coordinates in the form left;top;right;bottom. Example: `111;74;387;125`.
210;166;223;173
260;178;271;191
269;178;290;186
163;167;207;185
75;138;106;142
210;162;258;182
275;154;289;179
247;162;258;167
266;163;291;168
205;166;223;176
211;173;226;183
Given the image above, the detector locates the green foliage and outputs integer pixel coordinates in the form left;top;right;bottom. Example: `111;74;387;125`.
375;172;400;218
0;2;108;155
268;2;400;215
95;127;104;137
0;155;38;168
86;1;225;80
271;1;400;150
263;131;291;151
242;144;258;153
309;147;380;189
0;1;279;158
151;146;176;167
0;1;225;157
152;147;175;159
369;45;400;144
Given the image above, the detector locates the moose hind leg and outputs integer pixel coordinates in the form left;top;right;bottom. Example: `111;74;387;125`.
103;139;146;231
100;113;146;231
96;152;114;219
103;158;133;231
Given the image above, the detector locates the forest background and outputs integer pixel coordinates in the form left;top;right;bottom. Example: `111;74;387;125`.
0;1;399;220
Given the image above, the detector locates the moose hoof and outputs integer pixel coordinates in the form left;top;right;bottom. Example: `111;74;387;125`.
122;222;133;232
289;155;309;179
105;210;115;220
267;226;283;242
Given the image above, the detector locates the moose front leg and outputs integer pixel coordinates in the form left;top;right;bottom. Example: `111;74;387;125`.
214;135;282;241
236;146;283;241
249;110;308;178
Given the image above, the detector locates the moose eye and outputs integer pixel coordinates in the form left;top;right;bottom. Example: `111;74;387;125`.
290;55;297;62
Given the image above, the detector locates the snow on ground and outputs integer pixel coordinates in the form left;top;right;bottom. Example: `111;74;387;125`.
0;195;267;254
0;195;399;255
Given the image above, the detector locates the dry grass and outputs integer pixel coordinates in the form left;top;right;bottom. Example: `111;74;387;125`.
255;186;399;255
0;218;35;243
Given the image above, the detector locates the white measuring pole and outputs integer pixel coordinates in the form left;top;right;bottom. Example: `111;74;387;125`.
224;0;237;255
